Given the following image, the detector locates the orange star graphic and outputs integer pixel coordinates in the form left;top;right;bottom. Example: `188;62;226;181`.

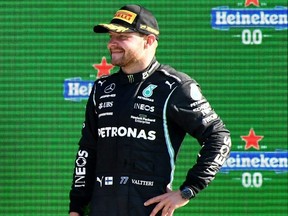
245;0;260;7
241;128;263;150
93;57;114;78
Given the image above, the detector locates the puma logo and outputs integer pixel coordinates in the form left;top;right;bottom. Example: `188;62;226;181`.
165;81;175;89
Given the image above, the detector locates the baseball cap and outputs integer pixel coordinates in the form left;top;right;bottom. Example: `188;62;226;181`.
93;5;159;39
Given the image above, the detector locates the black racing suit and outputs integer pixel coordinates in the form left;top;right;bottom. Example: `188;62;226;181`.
69;58;231;216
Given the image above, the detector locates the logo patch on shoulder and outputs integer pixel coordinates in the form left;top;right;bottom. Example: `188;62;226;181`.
190;84;202;101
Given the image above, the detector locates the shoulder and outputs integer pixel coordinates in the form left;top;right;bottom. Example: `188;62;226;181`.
96;72;117;81
94;72;118;85
157;64;196;84
156;65;204;100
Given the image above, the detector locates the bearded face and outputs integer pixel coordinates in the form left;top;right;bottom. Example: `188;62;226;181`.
108;32;147;68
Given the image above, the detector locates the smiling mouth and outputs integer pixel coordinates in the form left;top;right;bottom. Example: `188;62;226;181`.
111;49;123;54
111;52;122;55
110;46;123;51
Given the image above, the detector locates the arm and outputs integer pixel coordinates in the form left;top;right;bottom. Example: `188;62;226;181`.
170;81;231;194
69;84;98;215
145;80;231;215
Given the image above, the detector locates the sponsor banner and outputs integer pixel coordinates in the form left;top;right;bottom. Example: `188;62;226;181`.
211;6;288;30
211;1;288;45
222;151;288;172
63;78;94;101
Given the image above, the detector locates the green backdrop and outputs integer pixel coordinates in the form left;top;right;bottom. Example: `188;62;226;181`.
0;0;287;215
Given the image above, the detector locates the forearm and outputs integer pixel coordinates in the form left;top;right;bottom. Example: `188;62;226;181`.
181;121;231;193
69;145;97;215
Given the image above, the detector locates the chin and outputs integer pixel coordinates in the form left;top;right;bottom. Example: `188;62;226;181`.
111;61;123;67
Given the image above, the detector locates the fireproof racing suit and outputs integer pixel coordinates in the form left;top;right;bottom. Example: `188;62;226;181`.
69;58;231;216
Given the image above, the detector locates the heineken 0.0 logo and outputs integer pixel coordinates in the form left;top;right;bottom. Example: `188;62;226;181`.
211;0;288;45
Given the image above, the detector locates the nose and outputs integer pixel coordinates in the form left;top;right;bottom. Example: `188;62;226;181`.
107;37;117;49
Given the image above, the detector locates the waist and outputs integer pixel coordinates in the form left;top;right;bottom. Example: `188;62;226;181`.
94;173;167;188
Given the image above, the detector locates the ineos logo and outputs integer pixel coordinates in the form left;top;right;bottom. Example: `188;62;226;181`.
104;83;116;93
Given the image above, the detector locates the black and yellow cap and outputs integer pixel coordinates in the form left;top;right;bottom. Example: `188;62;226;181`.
93;5;159;39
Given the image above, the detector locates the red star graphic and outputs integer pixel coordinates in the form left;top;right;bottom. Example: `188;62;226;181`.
93;57;114;78
245;0;260;7
241;129;263;150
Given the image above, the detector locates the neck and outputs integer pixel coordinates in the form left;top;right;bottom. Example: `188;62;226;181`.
122;55;155;74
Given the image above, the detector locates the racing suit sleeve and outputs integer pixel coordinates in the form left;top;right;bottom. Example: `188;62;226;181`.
69;84;98;215
167;80;231;197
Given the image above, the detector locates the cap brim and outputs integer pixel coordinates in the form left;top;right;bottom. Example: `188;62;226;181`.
94;23;135;33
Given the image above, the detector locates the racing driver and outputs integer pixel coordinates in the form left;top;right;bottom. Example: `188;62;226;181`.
69;4;231;216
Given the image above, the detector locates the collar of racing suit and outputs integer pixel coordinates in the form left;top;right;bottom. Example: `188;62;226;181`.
118;57;160;84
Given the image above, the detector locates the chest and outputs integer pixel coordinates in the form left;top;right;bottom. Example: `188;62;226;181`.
95;79;174;127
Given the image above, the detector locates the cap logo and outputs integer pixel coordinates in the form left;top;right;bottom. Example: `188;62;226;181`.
140;24;159;35
113;10;137;24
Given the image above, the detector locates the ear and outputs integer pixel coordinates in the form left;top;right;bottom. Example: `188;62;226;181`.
145;34;156;47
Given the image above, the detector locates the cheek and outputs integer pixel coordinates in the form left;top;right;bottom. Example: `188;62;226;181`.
131;45;145;58
126;43;140;54
134;41;145;52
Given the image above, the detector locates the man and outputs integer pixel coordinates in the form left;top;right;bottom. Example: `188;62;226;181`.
69;4;231;216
